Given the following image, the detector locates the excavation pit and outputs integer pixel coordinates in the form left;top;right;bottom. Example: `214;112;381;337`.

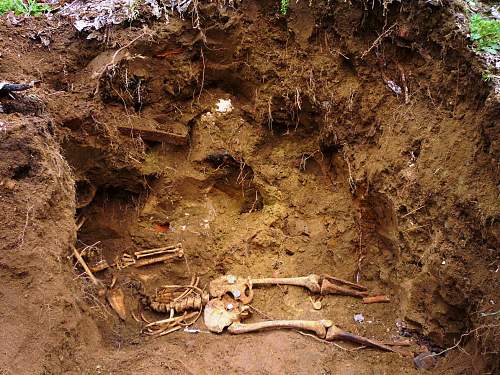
0;1;498;374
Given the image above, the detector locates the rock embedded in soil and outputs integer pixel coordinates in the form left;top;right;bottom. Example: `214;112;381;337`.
413;352;437;371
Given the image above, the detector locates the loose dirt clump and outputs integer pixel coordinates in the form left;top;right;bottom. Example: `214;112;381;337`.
0;1;498;374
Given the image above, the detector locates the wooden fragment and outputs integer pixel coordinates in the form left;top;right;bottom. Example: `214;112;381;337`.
362;295;391;304
117;125;188;145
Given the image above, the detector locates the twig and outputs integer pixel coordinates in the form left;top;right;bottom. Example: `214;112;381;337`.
342;146;356;194
93;29;150;94
428;324;500;357
297;331;366;352
267;96;273;131
100;32;147;76
72;245;103;288
197;47;205;102
402;224;431;233
480;310;500;317
248;304;274;320
398;65;410;104
401;205;425;218
17;205;33;249
361;23;397;59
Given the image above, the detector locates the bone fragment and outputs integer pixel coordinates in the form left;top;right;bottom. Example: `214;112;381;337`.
322;275;368;291
134;250;184;268
227;319;332;338
310;297;322;310
362;295;390;304
134;243;182;258
326;325;408;354
320;279;369;298
250;274;321;293
115;253;136;269
89;259;111;273
107;287;127;320
208;275;254;304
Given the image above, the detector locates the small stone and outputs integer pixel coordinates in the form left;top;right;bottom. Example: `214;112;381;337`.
231;290;241;298
215;98;233;113
413;352;437;370
354;313;364;323
227;275;236;284
1;179;16;190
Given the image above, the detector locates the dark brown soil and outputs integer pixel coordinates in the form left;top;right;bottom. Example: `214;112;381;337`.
0;1;498;374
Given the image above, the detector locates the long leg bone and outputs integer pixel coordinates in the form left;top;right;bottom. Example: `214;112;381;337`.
250;274;321;293
227;319;332;338
203;296;403;354
322;275;368;291
320;278;369;298
209;273;372;303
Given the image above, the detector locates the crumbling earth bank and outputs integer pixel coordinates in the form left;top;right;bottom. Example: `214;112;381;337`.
0;0;499;374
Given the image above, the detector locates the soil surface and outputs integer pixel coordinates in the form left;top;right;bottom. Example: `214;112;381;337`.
0;1;498;374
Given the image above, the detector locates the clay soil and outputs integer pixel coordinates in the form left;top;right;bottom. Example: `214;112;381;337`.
0;1;498;374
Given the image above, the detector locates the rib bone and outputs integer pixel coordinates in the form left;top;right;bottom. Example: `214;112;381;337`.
227;319;332;338
250;274;321;293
